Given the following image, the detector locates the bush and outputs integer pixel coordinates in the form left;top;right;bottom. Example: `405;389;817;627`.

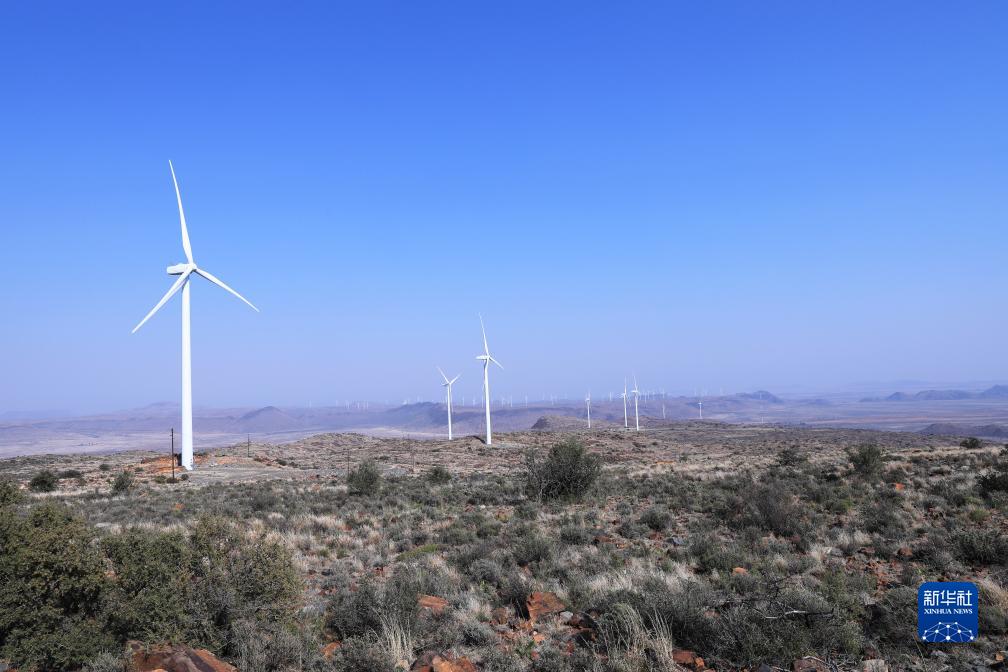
0;502;112;669
426;465;451;484
524;438;601;502
348;460;382;495
960;437;983;450
29;469;59;492
639;507;671;532
111;471;134;495
104;515;302;655
953;529;1008;565
847;443;886;477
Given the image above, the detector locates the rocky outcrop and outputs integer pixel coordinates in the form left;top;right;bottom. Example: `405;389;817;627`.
127;641;236;672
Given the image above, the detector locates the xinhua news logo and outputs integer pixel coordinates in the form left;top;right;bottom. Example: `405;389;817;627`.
918;581;978;643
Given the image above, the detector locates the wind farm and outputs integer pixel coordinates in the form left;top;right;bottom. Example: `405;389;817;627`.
3;4;1008;672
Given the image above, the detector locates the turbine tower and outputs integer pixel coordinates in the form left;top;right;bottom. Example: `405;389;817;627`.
632;375;641;431
620;379;629;429
132;161;258;471
437;367;460;440
698;400;703;419
585;391;592;429
476;315;503;445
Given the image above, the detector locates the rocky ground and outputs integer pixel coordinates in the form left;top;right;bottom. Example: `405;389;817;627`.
1;422;1007;671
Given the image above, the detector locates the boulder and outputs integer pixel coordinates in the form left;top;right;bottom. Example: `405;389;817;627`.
128;641;236;672
793;658;827;672
862;660;888;672
418;594;449;616
527;591;565;622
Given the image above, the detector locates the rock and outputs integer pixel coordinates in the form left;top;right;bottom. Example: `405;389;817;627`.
491;606;511;624
862;660;888;672
128;640;237;672
559;610;574;623
732;566;748;575
320;641;341;660
897;546;913;559
672;649;697;666
527;591;565;622
431;655;477;672
793;658;827;672
418;594;449;616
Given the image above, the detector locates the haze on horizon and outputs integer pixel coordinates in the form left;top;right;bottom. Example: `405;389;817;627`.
2;3;1006;415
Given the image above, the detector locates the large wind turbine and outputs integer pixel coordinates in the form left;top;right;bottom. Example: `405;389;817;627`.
132;161;258;471
585;391;592;429
476;315;503;445
632;375;641;431
437;367;460;440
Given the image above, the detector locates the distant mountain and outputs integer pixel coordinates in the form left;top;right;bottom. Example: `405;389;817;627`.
237;406;301;432
920;423;1008;439
735;390;782;404
863;388;991;402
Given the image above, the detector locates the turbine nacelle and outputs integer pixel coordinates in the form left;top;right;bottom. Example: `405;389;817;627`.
167;263;191;275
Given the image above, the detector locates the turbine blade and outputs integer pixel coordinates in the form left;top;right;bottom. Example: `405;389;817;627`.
479;314;489;355
194;268;259;312
450;375;461;384
437;366;449;384
169;161;194;264
132;271;190;333
489;356;503;370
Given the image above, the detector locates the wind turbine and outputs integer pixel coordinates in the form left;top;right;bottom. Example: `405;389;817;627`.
437;367;460;440
585;391;592;429
632;375;641;431
620;379;629;429
698;400;703;419
132;161;258;471
476;315;503;445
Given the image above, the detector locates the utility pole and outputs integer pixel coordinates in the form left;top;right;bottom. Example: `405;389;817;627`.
247;434;251;458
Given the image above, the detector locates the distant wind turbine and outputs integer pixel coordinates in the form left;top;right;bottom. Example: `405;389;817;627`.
132;161;258;471
476;315;503;445
437;367;460;440
585;391;592;429
698;400;703;419
632;375;641;431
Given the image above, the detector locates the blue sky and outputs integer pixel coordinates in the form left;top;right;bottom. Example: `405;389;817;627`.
2;2;1006;413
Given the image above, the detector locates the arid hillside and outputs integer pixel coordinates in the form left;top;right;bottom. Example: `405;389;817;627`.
1;423;1006;672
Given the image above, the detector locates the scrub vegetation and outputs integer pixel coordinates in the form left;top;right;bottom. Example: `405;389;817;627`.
1;425;1006;671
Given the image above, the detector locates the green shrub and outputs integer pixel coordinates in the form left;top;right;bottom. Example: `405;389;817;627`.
639;507;671;532
0;479;23;507
960;437;983;450
59;469;83;480
426;465;451;484
29;469;60;492
0;502;112;669
111;470;133;495
847;443;886;477
524;438;601;502
953;529;1008;565
348;460;382;495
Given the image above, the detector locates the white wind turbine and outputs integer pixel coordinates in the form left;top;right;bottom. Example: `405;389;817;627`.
476;315;503;445
620;379;629;429
632;375;641;431
132;161;258;471
585;391;592;429
437;367;460;440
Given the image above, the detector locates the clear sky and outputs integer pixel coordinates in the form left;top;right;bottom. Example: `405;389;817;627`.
2;2;1006;414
